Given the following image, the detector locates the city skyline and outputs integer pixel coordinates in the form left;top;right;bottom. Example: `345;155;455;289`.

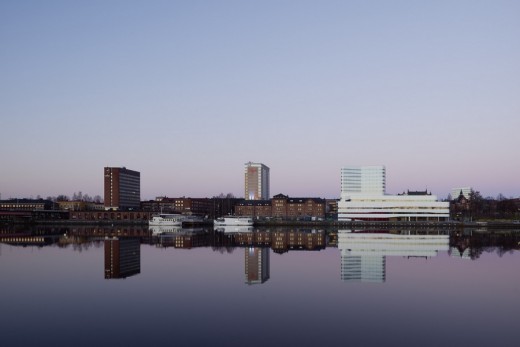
1;1;519;200
0;162;518;202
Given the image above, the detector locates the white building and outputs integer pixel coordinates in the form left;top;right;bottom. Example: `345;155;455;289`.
244;162;270;200
338;165;450;221
341;165;386;196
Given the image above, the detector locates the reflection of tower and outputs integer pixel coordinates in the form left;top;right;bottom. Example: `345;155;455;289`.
449;246;471;259
245;247;270;284
104;237;141;279
341;253;385;283
338;231;449;283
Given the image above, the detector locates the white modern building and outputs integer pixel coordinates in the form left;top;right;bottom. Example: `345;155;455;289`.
244;162;270;200
341;166;386;196
338;165;450;221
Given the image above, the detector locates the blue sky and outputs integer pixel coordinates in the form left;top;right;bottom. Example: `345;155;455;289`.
1;1;519;200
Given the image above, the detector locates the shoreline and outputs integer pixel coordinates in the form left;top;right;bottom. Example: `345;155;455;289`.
3;219;520;230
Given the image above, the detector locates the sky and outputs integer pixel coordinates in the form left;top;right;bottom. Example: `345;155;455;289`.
1;0;519;200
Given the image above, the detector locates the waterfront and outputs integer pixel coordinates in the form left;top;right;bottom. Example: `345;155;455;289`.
1;226;519;347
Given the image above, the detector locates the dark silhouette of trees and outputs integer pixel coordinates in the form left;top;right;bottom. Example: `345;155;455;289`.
451;189;519;220
468;190;484;220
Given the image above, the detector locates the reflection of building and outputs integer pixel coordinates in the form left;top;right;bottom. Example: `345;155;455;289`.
245;247;270;284
338;165;449;221
245;162;270;200
271;230;326;253
449;246;471;259
0;235;60;247
174;233;209;249
104;237;140;279
338;231;449;282
342;253;386;283
104;167;141;210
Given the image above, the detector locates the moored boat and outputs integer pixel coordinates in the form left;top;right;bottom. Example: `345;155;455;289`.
149;214;185;227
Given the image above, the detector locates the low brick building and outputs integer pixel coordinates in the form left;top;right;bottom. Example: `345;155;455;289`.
0;199;56;211
69;210;153;222
235;194;326;219
57;201;104;211
235;200;272;218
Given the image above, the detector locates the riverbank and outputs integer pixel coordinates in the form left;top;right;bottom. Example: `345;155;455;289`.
4;219;520;230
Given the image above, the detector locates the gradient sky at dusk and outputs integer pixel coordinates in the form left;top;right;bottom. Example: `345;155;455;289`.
1;1;519;200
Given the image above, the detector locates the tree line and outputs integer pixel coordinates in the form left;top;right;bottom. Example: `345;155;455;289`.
42;192;103;203
451;190;519;221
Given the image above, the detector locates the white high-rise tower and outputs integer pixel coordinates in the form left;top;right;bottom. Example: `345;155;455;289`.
244;162;270;200
341;165;386;199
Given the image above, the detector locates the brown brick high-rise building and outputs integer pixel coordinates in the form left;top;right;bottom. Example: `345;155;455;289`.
104;167;140;211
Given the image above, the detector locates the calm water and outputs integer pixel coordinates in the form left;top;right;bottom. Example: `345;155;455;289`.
1;226;519;347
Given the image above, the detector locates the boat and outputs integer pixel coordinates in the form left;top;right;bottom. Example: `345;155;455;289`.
149;214;185;227
213;216;254;226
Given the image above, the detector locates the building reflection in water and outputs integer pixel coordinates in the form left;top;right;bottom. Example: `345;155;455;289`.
245;247;270;285
104;237;141;279
338;231;449;283
450;246;472;259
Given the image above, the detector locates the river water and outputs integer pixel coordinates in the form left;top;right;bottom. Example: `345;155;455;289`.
1;226;519;347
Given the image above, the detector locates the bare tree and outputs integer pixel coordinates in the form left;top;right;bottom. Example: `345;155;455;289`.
56;195;69;201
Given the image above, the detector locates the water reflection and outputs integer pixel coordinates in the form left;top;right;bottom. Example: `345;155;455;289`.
1;225;519;347
338;230;449;282
215;226;254;233
449;229;520;260
1;225;520;285
149;225;183;234
245;247;270;285
104;237;140;279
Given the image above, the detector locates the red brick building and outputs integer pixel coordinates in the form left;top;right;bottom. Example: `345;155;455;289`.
104;167;141;211
69;210;153;221
235;194;325;219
